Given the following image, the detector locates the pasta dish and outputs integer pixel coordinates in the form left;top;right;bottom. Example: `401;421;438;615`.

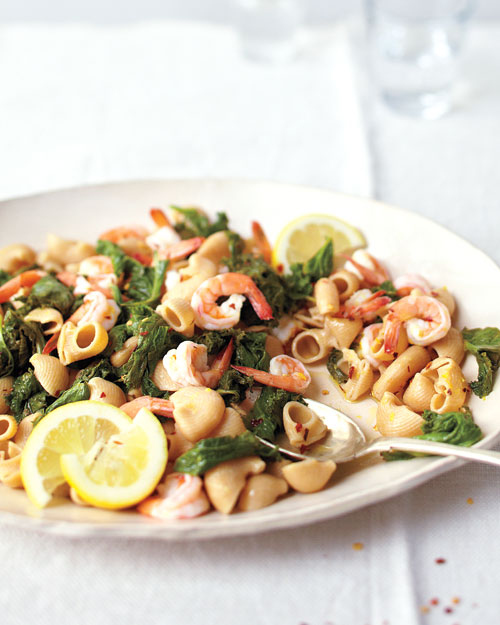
0;206;497;520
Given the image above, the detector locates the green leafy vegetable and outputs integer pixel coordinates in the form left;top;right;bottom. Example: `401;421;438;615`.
383;408;482;461
302;239;334;282
216;368;254;405
76;359;115;383
126;258;168;305
174;431;281;475
462;327;500;397
95;239;128;276
244;386;305;442
44;381;90;416
226;231;245;258
171;206;229;239
371;280;399;301
282;263;314;301
21;275;75;316
194;329;233;355
96;239;167;306
0;312;15;377
1;309;45;375
117;313;184;391
0;270;11;287
7;370;48;422
283;239;334;301
327;349;348;384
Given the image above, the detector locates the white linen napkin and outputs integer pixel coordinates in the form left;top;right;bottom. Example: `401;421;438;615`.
0;20;372;200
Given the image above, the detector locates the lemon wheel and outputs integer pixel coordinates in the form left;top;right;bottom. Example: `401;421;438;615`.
272;213;366;272
20;401;167;509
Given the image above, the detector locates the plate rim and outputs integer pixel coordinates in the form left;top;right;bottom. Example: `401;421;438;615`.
1;177;498;540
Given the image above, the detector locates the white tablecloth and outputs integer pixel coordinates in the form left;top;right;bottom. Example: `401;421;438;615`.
1;19;499;625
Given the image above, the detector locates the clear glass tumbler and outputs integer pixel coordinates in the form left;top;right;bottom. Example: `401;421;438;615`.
364;0;475;119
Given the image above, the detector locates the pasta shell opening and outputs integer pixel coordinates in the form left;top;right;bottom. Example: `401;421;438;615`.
76;325;97;348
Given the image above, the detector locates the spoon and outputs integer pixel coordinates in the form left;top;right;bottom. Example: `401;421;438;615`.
257;398;500;467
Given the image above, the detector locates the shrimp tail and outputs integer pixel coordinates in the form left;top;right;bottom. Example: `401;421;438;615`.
42;331;60;355
119;396;174;419
0;269;47;303
244;284;274;321
159;237;205;262
231;365;308;393
383;312;401;354
251;221;272;264
343;255;389;286
150;208;171;229
345;290;391;320
211;338;235;377
56;271;78;288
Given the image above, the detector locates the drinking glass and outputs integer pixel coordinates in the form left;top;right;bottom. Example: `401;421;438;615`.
364;0;475;119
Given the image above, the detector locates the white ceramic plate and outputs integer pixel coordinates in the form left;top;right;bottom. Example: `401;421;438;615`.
0;179;498;540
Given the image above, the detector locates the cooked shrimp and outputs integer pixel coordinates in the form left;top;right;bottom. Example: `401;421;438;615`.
79;255;114;276
157;237;205;262
393;274;432;297
343;289;391;322
251;221;272;264
191;273;273;330
150;207;172;228
99;225;150;244
0;269;46;303
232;355;311;393
68;291;120;331
383;294;451;354
119;396;174;419
145;208;205;261
359;323;385;368
137;473;210;520
164;338;234;388
344;251;389;286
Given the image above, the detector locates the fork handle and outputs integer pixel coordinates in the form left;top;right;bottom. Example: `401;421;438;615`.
364;437;500;467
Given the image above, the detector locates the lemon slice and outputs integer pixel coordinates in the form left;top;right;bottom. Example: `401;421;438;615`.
60;407;167;510
272;213;366;272
20;401;167;509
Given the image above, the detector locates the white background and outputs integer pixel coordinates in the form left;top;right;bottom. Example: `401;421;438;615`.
1;0;500;23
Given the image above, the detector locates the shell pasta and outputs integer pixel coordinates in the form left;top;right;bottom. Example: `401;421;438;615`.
0;205;493;520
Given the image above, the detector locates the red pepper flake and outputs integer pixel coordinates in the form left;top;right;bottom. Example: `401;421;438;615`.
100;392;107;398
407;365;411;372
447;389;452;395
452;597;460;605
321;389;330;395
444;607;454;614
140;331;149;336
295;423;303;432
299;444;307;454
348;366;355;379
467;497;474;505
435;557;446;564
250;418;263;428
420;606;430;614
352;542;364;551
113;440;123;445
303;427;309;441
430;598;439;606
277;264;284;274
